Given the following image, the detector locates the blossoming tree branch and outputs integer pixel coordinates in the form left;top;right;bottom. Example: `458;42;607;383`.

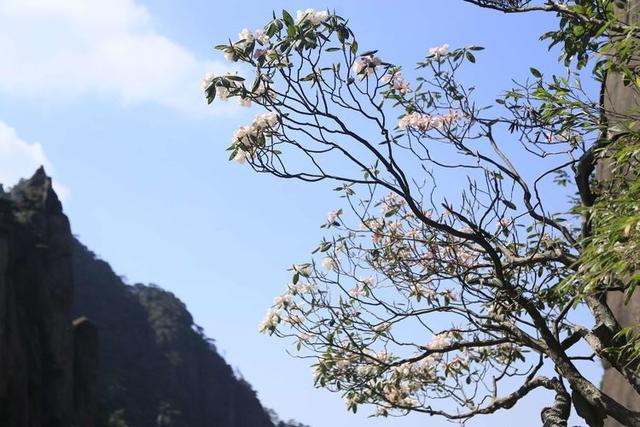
203;2;640;425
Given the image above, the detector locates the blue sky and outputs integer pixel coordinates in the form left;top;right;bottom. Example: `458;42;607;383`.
0;1;602;426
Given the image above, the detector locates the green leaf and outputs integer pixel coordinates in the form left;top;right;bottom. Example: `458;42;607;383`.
530;67;543;78
502;199;517;210
282;10;294;26
465;51;476;63
226;75;245;81
360;49;378;57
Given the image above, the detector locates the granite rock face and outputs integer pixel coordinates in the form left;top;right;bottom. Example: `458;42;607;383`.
71;240;277;427
600;1;640;426
0;168;299;427
0;167;97;427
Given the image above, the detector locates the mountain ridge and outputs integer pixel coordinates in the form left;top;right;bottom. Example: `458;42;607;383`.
0;168;308;427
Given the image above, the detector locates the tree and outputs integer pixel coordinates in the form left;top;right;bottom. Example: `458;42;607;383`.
203;2;640;425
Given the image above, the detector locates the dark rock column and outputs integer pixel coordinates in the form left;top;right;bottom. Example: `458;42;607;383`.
73;317;98;427
0;168;77;427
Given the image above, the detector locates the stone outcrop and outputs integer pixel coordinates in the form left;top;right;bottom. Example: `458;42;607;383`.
0;167;97;427
73;317;98;427
71;241;277;427
601;1;640;426
0;167;303;427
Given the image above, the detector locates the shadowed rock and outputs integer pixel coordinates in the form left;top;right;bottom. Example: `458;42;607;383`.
0;168;97;427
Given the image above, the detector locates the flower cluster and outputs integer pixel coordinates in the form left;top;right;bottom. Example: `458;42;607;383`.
427;332;454;351
327;210;339;223
201;72;256;107
258;278;316;334
201;73;216;95
353;54;383;77
296;8;330;25
429;43;449;58
230;112;279;164
224;28;272;62
398;110;460;131
382;70;411;94
321;256;337;271
258;308;280;333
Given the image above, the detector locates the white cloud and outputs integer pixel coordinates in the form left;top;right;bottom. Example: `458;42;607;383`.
0;0;233;113
0;121;69;200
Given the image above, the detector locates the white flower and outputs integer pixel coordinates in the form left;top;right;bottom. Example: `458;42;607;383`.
356;364;377;377
372;322;391;333
348;287;366;298
442;289;457;301
255;28;270;45
239;97;251;107
252;80;277;100
216;86;230;101
296;8;330;25
374;350;392;363
233;125;251;140
321;256;336;271
263;48;289;66
327;209;339;223
201;72;215;94
429;43;449;58
224;49;234;62
427;332;452;350
314;10;329;23
352;55;383;76
238;28;254;46
398;110;460;131
233;125;252;147
233;150;247;165
254;111;278;128
288;282;316;294
297;331;314;342
258;308;281;332
360;276;375;287
266;111;279;126
382;71;411;94
496;218;512;229
335;358;351;371
409;283;435;299
273;293;293;308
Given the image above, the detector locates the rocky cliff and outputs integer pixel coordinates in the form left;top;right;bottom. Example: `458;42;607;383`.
0;169;302;427
0;167;97;427
600;1;640;426
71;239;276;427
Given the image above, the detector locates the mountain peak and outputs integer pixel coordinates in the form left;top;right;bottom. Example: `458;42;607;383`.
10;167;62;215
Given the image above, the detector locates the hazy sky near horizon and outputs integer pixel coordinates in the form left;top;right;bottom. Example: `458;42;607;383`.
0;1;602;426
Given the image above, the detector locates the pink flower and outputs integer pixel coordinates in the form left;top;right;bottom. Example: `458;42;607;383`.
349;287;366;298
383;71;411;94
398;111;460;131
327;210;339;223
352;55;382;76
